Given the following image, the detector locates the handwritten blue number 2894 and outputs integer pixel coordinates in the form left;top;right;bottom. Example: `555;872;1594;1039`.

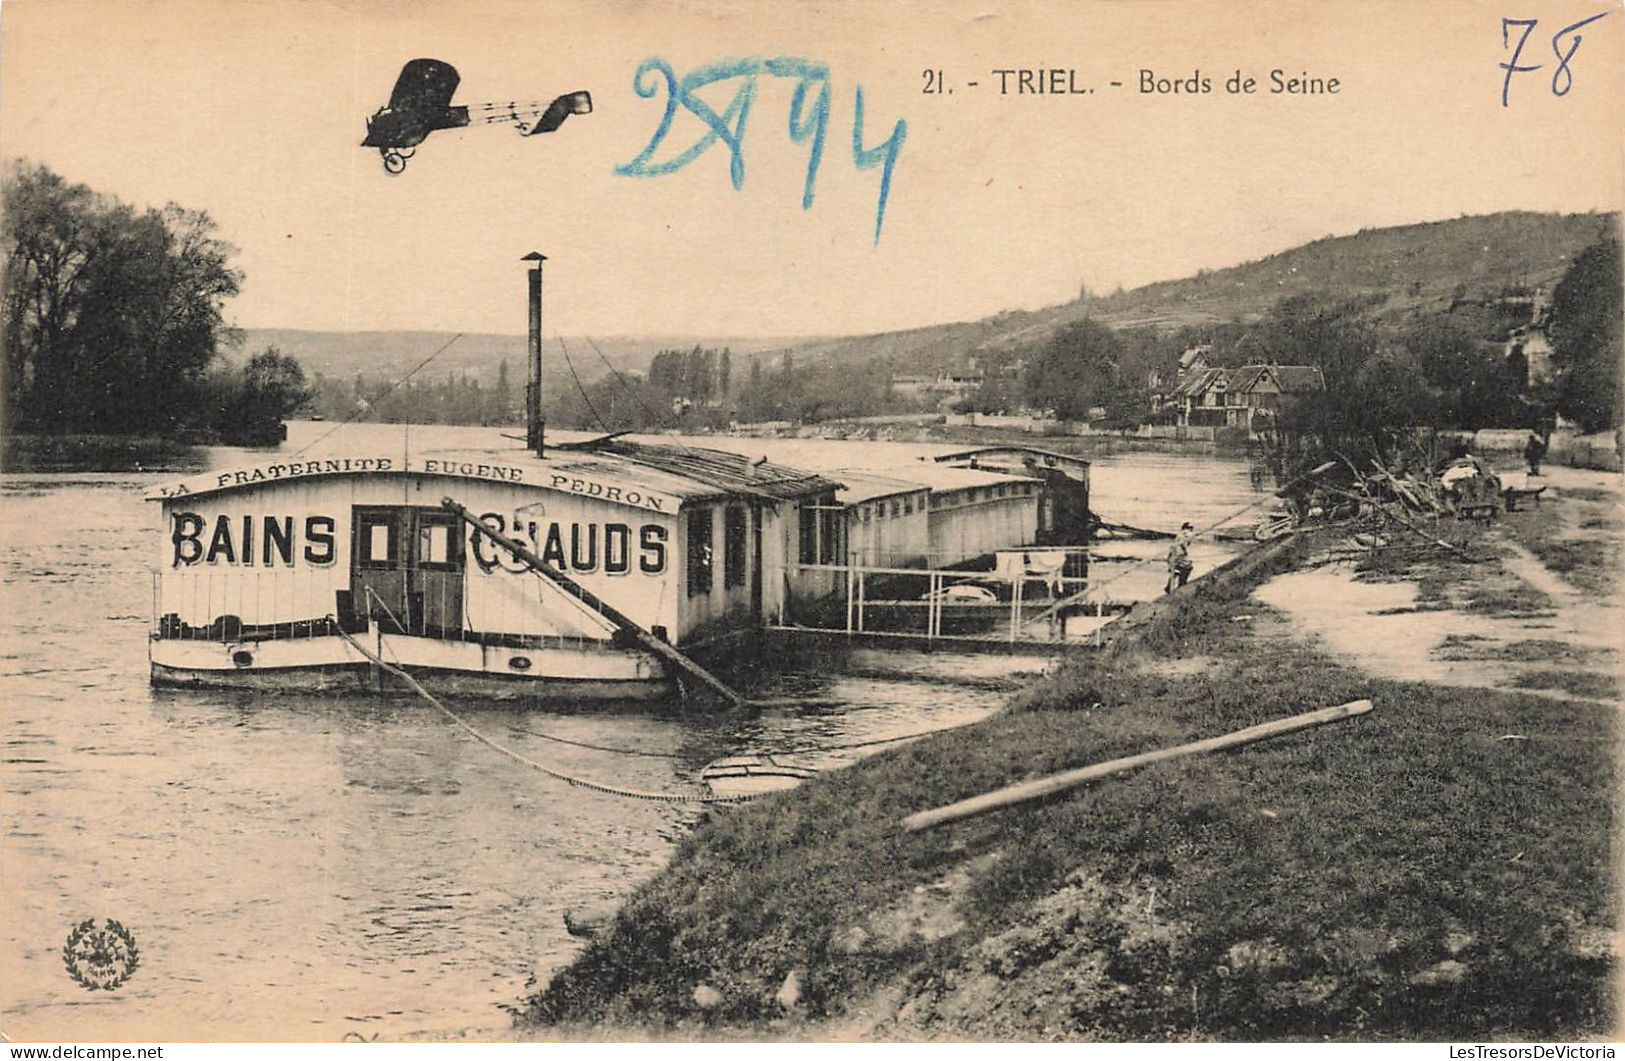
1500;12;1610;106
616;57;908;243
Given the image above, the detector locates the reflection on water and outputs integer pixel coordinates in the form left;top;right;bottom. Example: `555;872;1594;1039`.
0;426;1266;1040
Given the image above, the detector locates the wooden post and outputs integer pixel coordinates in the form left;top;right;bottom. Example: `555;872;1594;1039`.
845;560;855;635
900;700;1374;833
521;252;547;457
857;568;866;633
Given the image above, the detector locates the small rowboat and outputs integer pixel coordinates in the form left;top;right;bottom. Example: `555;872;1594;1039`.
700;755;818;798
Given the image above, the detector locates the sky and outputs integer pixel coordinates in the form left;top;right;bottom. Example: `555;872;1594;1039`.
1;0;1621;340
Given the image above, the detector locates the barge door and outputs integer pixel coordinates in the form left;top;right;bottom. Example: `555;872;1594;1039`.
351;505;465;635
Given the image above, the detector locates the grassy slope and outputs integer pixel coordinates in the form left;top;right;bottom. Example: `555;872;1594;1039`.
523;532;1617;1040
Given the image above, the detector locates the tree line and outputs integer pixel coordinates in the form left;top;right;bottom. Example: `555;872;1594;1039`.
306;360;517;425
547;344;894;432
2;161;308;442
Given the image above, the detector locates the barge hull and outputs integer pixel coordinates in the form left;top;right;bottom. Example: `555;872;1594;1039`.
150;632;670;702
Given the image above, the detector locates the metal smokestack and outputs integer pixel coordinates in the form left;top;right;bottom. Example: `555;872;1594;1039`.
522;251;547;457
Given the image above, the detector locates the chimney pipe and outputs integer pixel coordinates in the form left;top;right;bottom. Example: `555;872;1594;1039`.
522;252;547;457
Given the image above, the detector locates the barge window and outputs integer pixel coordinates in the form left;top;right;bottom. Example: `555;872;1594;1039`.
820;508;841;564
416;517;461;570
798;502;842;566
355;509;398;569
687;508;713;596
724;506;747;589
799;505;817;564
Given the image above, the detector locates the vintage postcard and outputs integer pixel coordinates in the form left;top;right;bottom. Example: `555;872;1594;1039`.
1;0;1621;1047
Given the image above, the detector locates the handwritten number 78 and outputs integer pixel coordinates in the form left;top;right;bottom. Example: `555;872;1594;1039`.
1501;12;1610;106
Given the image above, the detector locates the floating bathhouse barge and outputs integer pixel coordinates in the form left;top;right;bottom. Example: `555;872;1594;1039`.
146;439;850;697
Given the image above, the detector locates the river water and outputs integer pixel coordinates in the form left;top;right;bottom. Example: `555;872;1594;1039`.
0;425;1263;1040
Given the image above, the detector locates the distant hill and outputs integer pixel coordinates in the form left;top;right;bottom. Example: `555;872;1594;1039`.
231;329;816;383
235;210;1616;384
777;210;1618;374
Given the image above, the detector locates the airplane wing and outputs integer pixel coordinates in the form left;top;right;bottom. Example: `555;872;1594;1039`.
389;58;461;110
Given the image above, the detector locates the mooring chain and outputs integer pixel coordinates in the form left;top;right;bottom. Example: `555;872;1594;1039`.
330;621;759;805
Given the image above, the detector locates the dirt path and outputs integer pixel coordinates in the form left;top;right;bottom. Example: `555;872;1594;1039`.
1252;468;1620;704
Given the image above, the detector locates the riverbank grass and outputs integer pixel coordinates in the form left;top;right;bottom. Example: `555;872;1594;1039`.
1;432;202;472
523;530;1616;1040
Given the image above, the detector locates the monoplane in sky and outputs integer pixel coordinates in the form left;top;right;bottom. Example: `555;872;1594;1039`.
361;58;592;173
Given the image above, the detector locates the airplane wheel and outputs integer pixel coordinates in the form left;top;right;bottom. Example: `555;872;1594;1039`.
382;150;407;174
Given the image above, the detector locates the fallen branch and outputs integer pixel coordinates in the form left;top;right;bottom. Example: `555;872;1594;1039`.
1320;485;1472;560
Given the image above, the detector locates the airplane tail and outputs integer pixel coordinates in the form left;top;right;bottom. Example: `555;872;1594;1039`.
523;91;593;136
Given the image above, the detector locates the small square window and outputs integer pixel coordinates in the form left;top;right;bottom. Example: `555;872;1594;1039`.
419;524;451;565
354;511;399;569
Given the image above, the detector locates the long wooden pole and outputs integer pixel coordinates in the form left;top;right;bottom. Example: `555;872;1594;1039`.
899;699;1373;833
440;497;747;708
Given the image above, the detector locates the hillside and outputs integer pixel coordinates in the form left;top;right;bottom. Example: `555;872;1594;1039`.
232;211;1616;388
779;210;1617;375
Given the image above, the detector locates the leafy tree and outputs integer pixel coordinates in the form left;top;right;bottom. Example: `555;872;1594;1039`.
494;358;513;422
1022;318;1122;420
2;160;244;435
958;371;1023;414
1254;294;1415;468
242;348;308;416
1399;313;1524;428
1547;234;1621;434
2;162;100;425
203;347;309;442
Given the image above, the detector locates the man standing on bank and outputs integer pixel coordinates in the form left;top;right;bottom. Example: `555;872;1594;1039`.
1166;521;1196;593
1524;430;1547;477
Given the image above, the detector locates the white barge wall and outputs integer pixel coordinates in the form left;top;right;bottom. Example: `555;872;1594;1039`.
846;491;931;567
669;498;791;643
928;487;1040;566
157;474;684;642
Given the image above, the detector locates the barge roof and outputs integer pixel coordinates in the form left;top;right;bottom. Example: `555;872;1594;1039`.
831;471;932;505
591;432;1067;482
146;436;840;506
595;441;842;502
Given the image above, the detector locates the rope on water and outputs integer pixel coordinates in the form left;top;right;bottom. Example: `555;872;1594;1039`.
517;728;682;759
331;621;759;805
814;719;986;753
